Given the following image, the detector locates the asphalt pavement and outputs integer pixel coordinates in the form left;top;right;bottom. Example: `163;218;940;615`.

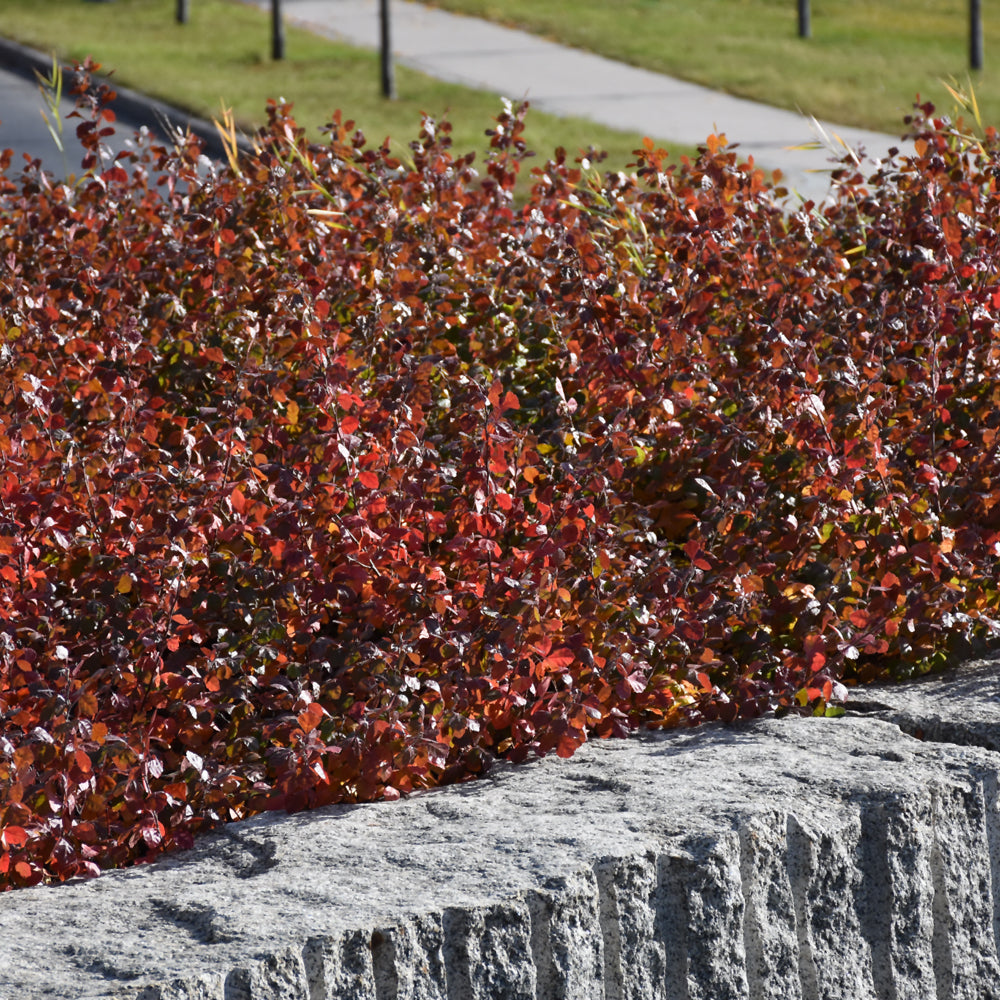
0;52;97;176
1;2;907;201
0;35;234;179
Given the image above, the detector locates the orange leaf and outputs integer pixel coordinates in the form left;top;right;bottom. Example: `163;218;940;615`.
72;749;92;775
78;689;98;718
1;825;27;848
358;471;379;490
229;487;246;514
165;782;188;802
540;648;575;671
297;702;325;733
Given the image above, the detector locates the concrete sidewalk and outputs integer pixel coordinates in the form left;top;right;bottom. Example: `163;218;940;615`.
241;0;908;204
1;1;908;201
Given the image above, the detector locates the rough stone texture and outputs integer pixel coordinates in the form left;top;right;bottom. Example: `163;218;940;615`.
738;811;800;1000
661;833;749;1000
302;929;377;1000
859;794;937;997
594;853;666;1000
844;651;1000;749
5;704;1000;999
527;870;604;1000
786;809;874;999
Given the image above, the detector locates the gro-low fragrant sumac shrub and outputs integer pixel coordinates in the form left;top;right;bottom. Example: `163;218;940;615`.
2;65;1000;888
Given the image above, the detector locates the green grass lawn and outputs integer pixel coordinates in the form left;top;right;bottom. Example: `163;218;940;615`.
1;0;699;185
425;0;999;134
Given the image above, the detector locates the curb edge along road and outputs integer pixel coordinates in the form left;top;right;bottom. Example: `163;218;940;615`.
0;35;252;168
1;657;1000;998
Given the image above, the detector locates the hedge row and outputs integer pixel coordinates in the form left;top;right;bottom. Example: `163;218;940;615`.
1;68;999;887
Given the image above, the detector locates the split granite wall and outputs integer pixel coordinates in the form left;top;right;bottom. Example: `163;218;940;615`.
3;657;1000;1000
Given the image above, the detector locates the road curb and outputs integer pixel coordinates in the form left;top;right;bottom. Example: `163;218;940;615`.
0;35;254;163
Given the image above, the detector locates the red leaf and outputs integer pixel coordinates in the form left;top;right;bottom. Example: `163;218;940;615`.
141;819;164;848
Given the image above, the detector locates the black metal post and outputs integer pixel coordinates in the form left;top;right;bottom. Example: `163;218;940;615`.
272;0;285;61
380;0;396;99
797;0;811;39
176;0;189;25
971;0;984;70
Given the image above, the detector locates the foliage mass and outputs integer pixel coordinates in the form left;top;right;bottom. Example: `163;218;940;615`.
2;67;1000;888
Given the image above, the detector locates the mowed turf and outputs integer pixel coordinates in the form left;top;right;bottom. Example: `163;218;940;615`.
425;0;1000;134
1;0;699;183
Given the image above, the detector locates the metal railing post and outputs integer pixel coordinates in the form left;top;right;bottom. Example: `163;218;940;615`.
272;0;285;60
380;0;396;98
970;0;984;70
797;0;811;39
